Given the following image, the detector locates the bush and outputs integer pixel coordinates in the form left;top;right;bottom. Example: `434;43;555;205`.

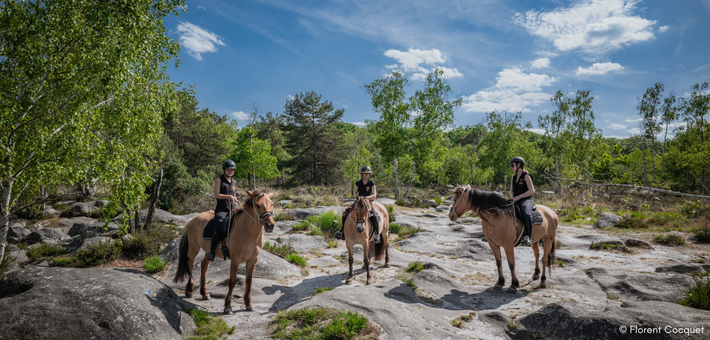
144;255;166;273
292;221;310;231
386;205;396;222
122;225;179;260
309;226;323;237
406;261;424;273
395;199;406;206
53;240;122;268
307;211;340;235
285;254;307;267
679;278;710;311
654;234;686;246
274;212;291;221
272;307;374;340
616;217;649;229
185;308;236;340
389;223;402;234
283;203;292;209
396;225;424;241
327;240;338;248
263;241;297;258
680;200;710;219
26;244;65;260
433;198;442;205
693;226;710;243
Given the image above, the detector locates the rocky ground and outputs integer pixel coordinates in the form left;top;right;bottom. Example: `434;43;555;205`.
2;198;709;339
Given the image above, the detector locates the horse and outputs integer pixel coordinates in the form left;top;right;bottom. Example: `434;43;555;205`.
448;185;558;293
344;196;390;285
173;189;276;313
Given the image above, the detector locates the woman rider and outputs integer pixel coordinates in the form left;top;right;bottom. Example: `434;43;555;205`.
206;160;239;261
334;166;380;243
509;157;535;247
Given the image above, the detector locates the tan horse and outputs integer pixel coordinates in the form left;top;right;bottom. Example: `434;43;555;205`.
173;189;276;313
448;185;558;293
344;196;390;285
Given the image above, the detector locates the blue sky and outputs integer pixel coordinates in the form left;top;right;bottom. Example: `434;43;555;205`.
164;0;710;138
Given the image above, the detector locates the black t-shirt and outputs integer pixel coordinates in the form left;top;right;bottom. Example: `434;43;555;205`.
355;179;375;197
215;174;237;213
512;173;532;198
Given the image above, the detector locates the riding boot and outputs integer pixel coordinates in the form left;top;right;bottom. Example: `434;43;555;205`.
522;218;532;246
335;209;349;240
369;212;380;243
206;236;221;261
207;220;228;261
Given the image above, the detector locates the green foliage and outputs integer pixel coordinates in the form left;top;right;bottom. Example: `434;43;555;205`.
312;287;333;296
307;211;341;236
309;226;323;237
185;308;236;340
121;225;178;260
229;126;280;186
654;234;686;246
401;278;418;291
26;244;65;260
272;307;372;340
274;213;291;221
590;242;632;253
143;255;166;273
679;278;710;311
694;226;710;243
327;240;338;248
616;217;649;229
406;261;424;273
263;241;297;258
292;221;311;231
389;223;402;234
54;240;122;268
0;255;15;281
395;225;424;241
285;254;307;267
395;199;407;206
386;205;396;222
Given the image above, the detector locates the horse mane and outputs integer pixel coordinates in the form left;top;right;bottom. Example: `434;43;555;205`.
234;189;268;216
454;185;511;216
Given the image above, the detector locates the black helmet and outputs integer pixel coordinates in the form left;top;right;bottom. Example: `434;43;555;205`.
222;160;236;170
360;166;372;174
509;157;525;166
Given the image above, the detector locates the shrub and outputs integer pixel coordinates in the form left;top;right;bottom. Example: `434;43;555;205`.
433;198;442;205
389;223;403;234
312;287;333;296
679;278;710;311
307;211;340;235
285;253;307;267
693;226;710;243
263;241;297;258
590;242;632;253
654;234;686;246
327;240;338;248
144;255;166;273
309;226;323;237
26;244;65;260
274;212;291;221
121;232;154;260
292;221;310;231
283;203;292;209
272;307;375;340
16;242;28;250
396;225;424;241
616;217;649;229
53;240;122;268
680;200;709;219
386;205;396;222
185;308;236;340
395;199;406;206
406;261;424;273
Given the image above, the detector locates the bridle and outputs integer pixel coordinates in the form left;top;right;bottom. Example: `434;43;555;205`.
449;189;468;218
348;199;377;242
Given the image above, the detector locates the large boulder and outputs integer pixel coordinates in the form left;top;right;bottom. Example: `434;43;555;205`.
77;236;113;252
519;301;710;340
655;264;707;274
270;220;300;236
7;225;31;244
24;228;70;245
593;212;623;229
586;268;696;302
138;209;197;226
273;234;327;252
0;267;196;340
286;206;345;220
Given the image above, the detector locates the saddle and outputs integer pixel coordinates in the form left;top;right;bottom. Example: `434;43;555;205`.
513;204;544;247
202;214;236;239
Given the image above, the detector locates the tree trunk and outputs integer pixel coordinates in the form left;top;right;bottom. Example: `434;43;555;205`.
642;148;648;186
556;156;561;193
393;157;400;199
436;167;443;187
405;161;416;197
651;139;656;185
144;169;164;227
134;210;141;232
0;181;13;263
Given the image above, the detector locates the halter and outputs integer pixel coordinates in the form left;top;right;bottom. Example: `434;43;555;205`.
449;189;467;218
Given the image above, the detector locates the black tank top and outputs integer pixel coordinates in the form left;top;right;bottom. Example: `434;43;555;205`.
355;179;375;197
512;173;532;198
215;174;237;213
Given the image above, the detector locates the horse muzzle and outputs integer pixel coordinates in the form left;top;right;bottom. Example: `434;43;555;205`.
264;222;275;233
448;211;458;222
356;223;365;233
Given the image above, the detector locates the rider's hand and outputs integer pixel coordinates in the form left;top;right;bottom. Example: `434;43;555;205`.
230;195;238;202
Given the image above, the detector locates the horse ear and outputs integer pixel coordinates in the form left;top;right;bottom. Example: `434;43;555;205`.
267;193;273;198
246;190;253;196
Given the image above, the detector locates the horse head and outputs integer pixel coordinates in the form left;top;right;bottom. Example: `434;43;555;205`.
246;189;276;232
449;185;471;221
354;195;371;234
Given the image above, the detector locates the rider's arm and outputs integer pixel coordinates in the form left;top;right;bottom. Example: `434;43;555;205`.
509;178;514;200
213;178;236;201
514;175;536;201
367;185;377;202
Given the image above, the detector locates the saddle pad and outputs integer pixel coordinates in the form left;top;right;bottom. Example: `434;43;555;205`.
202;218;218;239
531;210;544;225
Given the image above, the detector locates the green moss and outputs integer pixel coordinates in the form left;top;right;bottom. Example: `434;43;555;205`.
143;255;166;273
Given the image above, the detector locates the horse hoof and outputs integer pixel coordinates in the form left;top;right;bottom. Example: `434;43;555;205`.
245;306;253;312
493;285;502;291
382;263;390;269
201;294;211;301
532;274;540;281
507;287;517;294
366;279;372;285
539;283;547;289
185;292;193;298
345;279;352;285
223;307;232;315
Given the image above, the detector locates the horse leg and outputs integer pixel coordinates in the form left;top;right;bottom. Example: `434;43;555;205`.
243;260;256;311
346;243;354;285
362;242;371;270
364;242;372;285
383;236;390;268
503;245;519;293
490;244;504;290
540;237;553;289
199;256;211;300
224;260;240;314
185;248;198;298
532;240;541;281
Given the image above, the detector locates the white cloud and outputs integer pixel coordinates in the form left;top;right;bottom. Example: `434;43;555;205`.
576;62;624;75
383;48;462;80
197;5;207;10
536;51;559;57
627;127;641;134
287;94;295;100
658;25;669;33
177;22;225;61
231;111;250;120
625;117;642;122
607;123;627;130
352;122;367;127
527;128;546;134
514;0;657;57
530;58;551;69
462;67;557;113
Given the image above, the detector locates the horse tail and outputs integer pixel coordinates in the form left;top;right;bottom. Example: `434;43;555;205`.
547;235;557;278
173;232;190;283
374;220;386;262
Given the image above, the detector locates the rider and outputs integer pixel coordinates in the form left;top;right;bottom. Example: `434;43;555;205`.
206;160;239;261
334;166;380;243
509;157;535;247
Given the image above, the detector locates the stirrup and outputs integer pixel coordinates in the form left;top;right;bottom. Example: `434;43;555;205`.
521;236;531;246
221;245;230;260
206;251;216;261
374;235;381;244
334;231;345;240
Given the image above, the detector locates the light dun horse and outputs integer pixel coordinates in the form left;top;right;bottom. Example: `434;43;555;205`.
448;185;558;293
344;196;390;284
173;189;275;313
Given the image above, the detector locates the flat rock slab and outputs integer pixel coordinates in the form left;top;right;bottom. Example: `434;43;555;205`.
586;268;696;302
273;234;327;252
519;301;710;340
0;267;195;340
270;220;300;236
655;264;707;274
377;198;397;205
286;206;345;220
307;257;340;267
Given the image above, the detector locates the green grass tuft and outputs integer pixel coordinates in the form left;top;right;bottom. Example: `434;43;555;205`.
386;205;395;222
264;241;297;258
654;234;686;246
272;307;374;340
395;225;424;241
285;253;307;267
401;278;418;291
679;278;710;311
616;217;649;229
327;240;338;248
389;223;402;234
406;261;424;273
143;255;166;273
185;308;236;340
590;242;632;254
309;226;323;237
26;244;65;260
307;211;341;236
292;221;311;231
312;287;333;296
274;212;291;221
52;240;122;268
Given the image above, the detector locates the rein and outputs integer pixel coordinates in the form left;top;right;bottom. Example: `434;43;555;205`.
229;196;274;239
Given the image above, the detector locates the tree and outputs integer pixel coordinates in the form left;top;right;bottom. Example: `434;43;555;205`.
283;91;346;185
0;0;185;262
229;127;279;186
405;69;462;196
678;82;710;191
364;71;410;198
659;91;679;183
637;83;664;185
538;90;570;192
566;90;602;178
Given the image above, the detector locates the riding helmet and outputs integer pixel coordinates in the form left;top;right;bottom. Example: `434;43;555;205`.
360;166;372;174
222;159;236;170
509;157;525;166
